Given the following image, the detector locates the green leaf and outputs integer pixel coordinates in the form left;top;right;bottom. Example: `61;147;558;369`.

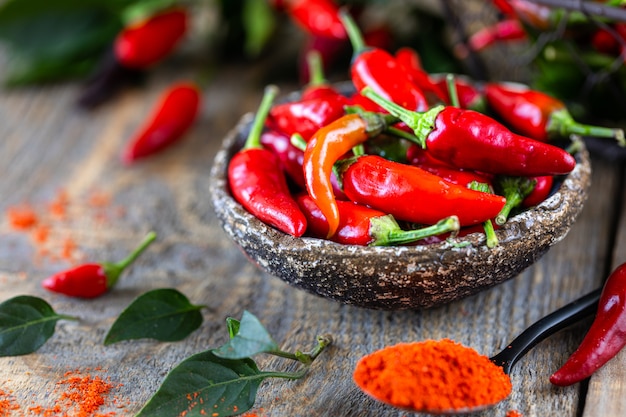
213;311;278;359
135;350;265;417
0;295;72;356
103;288;204;345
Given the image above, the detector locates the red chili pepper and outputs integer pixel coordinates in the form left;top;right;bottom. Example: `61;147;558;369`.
407;144;494;187
229;85;307;237
523;175;553;207
296;193;459;246
468;18;526;52
550;262;626;386
121;81;201;164
484;82;625;144
285;0;347;40
432;75;486;112
303;112;388;237
301;50;343;101
394;47;447;105
42;232;156;298
361;86;577;177
260;129;306;189
266;95;347;141
336;155;506;227
339;10;428;112
114;8;188;69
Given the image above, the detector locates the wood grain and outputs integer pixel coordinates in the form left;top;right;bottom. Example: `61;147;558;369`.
0;64;624;417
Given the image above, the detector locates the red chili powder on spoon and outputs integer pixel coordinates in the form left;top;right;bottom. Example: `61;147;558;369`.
353;338;512;412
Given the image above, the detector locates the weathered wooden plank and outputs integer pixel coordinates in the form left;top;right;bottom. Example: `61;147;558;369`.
583;160;626;417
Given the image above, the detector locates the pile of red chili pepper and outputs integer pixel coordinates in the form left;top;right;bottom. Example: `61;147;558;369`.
227;9;621;248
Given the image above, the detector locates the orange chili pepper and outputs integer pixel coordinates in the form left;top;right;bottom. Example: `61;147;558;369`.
303;113;386;237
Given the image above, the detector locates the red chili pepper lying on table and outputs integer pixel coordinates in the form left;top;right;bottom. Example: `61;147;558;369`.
485;82;625;144
115;7;188;69
296;193;459;246
550;262;626;386
229;85;307;237
284;0;347;40
339;10;428;112
361;86;577;177
42;232;156;298
121;81;201;164
335;155;506;228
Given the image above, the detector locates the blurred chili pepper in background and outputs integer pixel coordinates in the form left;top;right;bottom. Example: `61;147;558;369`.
339;10;429;112
296;193;460;246
121;81;201;164
550;262;626;386
468;18;527;52
228;85;307;237
395;47;447;105
283;0;347;40
336;154;506;227
362;86;577;177
485;82;625;144
115;7;188;69
42;232;156;298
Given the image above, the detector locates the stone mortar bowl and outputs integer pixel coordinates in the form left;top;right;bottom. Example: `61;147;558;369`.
209;88;592;311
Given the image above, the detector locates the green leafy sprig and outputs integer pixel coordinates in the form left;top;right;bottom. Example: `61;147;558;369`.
136;310;332;417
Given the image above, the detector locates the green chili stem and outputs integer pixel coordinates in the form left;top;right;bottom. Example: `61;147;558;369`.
495;177;536;226
306;50;326;87
361;86;443;147
104;231;157;287
243;85;279;150
339;9;367;55
270;334;332;365
469;181;499;248
548;109;625;146
446;73;461;108
371;215;460;246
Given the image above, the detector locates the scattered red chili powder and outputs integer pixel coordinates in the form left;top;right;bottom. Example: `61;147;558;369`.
0;388;21;416
353;339;512;413
506;410;523;417
7;204;38;230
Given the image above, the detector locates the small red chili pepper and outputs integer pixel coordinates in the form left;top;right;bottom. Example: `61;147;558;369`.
339;10;429;112
523;175;553;207
336;155;507;227
550;262;626;386
361;86;577;177
394;47;447;105
485;82;625;144
296;193;460;246
229;85;307;237
121;81;201;164
303;112;388;237
432;74;486;112
301;50;343;101
468;18;526;52
260;129;306;189
42;232;156;298
114;8;188;69
285;0;347;40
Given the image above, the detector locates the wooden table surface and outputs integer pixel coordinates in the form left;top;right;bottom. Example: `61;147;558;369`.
1;59;625;417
